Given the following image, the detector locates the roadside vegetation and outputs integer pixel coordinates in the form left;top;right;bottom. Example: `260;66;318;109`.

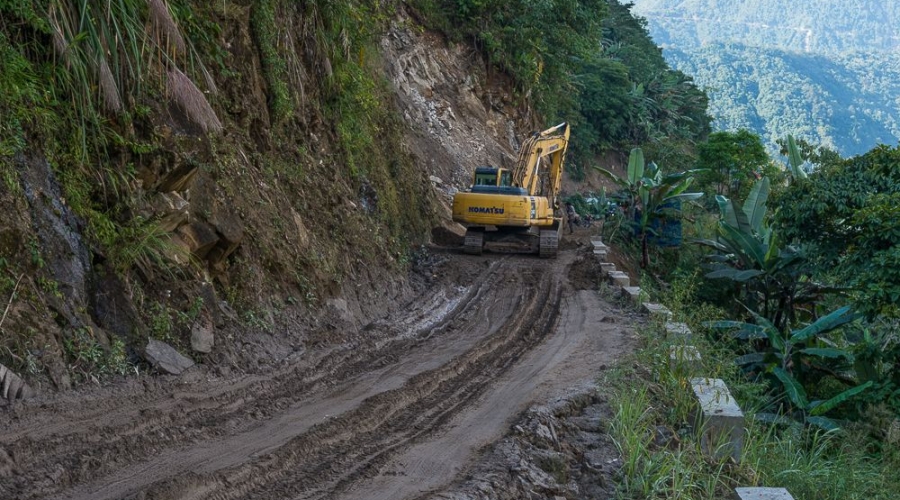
596;130;900;496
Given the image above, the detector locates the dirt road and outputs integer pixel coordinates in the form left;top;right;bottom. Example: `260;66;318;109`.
0;243;636;500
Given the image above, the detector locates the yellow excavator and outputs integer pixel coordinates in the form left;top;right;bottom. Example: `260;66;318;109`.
451;122;570;257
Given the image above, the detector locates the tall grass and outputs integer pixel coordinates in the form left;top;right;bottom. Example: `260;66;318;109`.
42;0;220;155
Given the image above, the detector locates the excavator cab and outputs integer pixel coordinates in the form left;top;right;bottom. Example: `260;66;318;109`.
471;167;526;195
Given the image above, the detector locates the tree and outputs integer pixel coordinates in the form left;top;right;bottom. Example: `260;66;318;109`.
694;129;771;201
774;144;900;318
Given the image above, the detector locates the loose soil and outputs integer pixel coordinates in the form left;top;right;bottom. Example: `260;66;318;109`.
0;230;639;500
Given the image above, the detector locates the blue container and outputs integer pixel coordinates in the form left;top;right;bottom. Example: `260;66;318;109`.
634;200;683;247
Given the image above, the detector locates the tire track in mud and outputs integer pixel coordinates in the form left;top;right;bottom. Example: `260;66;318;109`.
0;255;545;500
139;267;560;500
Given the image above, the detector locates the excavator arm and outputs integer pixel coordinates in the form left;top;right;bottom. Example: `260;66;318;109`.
512;122;570;210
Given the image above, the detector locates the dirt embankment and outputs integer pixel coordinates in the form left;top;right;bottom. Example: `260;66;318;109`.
0;4;538;397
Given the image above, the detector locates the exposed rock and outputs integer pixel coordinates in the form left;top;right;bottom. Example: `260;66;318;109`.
290;208;311;249
200;282;224;327
90;264;146;339
206;210;244;266
0;363;33;402
17;154;92;326
162;234;192;265
218;300;239;323
325;298;358;329
190;310;215;354
144;339;195;375
156;162;199;192
150;192;190;232
177;221;220;259
0;447;18;478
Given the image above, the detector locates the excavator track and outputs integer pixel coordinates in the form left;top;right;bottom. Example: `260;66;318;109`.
463;229;484;255
539;227;560;258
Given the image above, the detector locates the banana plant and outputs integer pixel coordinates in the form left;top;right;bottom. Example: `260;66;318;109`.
595;147;645;221
708;306;873;429
596;148;704;267
693;178;835;329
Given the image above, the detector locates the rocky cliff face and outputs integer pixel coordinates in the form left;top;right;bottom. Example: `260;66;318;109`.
0;3;535;396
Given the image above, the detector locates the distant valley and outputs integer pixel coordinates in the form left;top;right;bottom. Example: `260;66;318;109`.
630;0;900;156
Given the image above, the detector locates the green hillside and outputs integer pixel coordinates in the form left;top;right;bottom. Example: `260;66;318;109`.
632;0;900;54
631;0;900;155
665;44;900;155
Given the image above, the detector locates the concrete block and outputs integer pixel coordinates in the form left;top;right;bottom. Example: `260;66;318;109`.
735;488;795;500
608;271;630;287
599;263;616;276
621;286;643;305
642;302;672;320
593;249;608;261
669;345;701;375
690;377;744;462
590;238;606;250
665;322;693;340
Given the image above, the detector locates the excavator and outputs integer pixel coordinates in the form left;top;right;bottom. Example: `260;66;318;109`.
451;122;570;257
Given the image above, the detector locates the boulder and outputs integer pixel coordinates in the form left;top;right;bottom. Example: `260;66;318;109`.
144;339;195;375
150;192;190;232
177;221;220;260
206;211;244;266
190;309;215;354
156;162;199;192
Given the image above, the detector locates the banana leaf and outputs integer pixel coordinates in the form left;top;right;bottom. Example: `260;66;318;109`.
692;238;728;253
805;416;839;431
808;381;873;416
790;306;858;343
627;148;644;185
787;135;808;180
704;320;768;340
720;223;766;268
799;348;855;361
742;177;770;233
736;352;766;366
594;166;632;189
715;194;738;229
773;367;809;408
705;268;764;282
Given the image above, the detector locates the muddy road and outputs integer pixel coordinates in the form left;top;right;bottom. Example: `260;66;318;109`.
1;243;637;500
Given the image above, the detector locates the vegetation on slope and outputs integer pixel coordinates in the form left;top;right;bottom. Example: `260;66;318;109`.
631;0;900;54
595;134;900;497
0;0;438;387
408;0;711;174
665;44;900;156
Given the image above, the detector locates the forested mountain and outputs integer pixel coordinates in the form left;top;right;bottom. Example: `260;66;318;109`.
631;0;900;155
632;0;900;54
